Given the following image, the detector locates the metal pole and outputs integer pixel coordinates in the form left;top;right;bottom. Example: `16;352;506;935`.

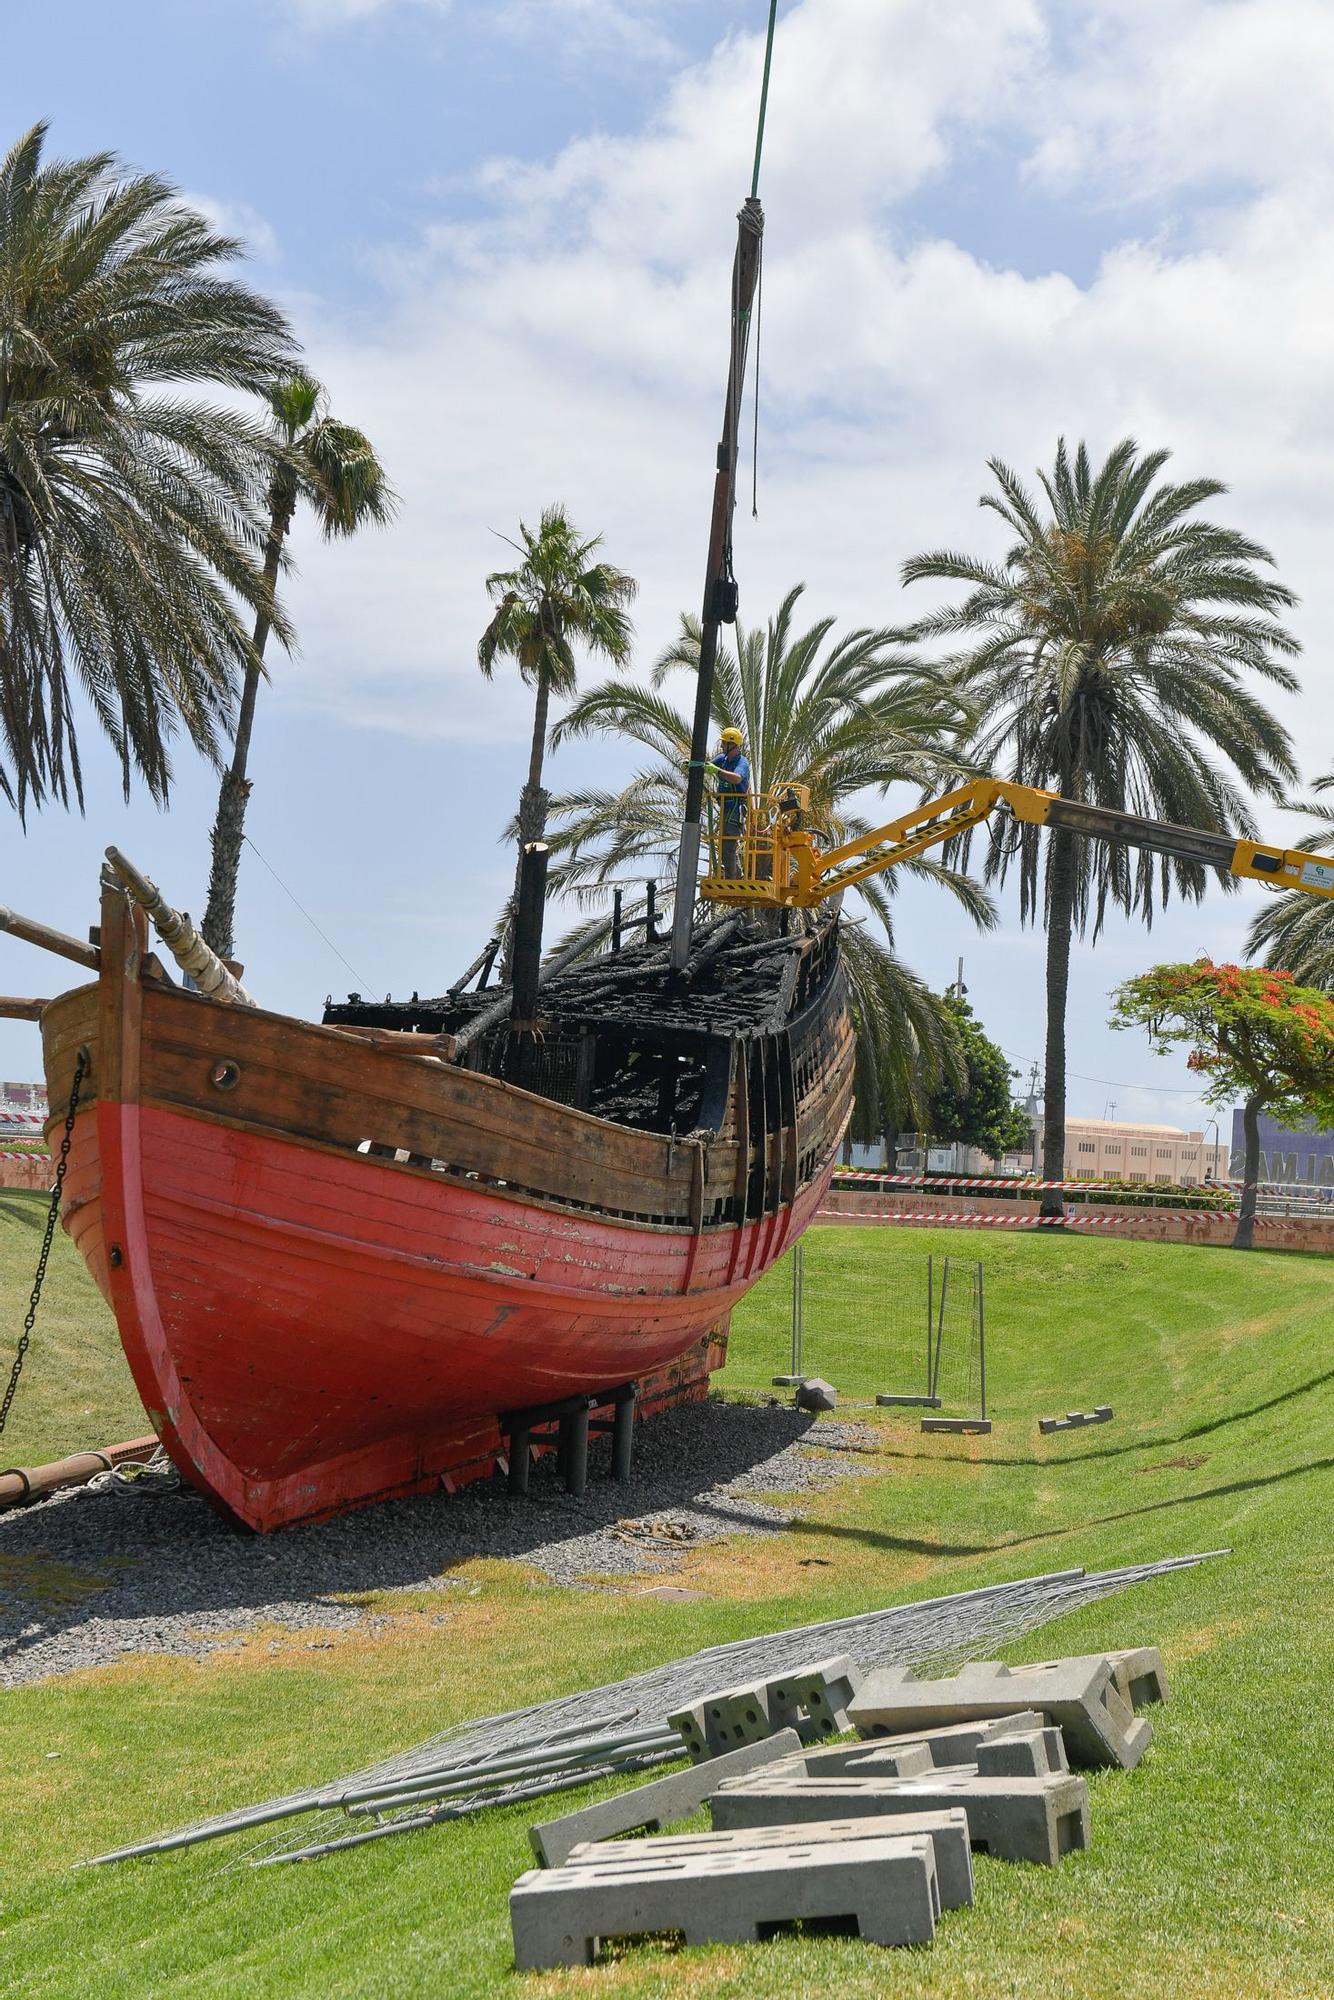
611;888;623;956
790;1242;800;1378
976;1260;987;1423
928;1256;940;1400
931;1257;948;1403
669;196;766;971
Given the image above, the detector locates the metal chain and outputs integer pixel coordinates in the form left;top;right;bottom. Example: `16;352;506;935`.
0;1048;88;1440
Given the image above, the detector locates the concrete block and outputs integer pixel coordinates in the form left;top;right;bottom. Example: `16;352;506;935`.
975;1733;1054;1778
702;1684;776;1749
671;1655;862;1760
849;1712;1047;1766
767;1654;862;1742
833;1716;1067;1779
510;1834;941;1967
667;1699;712;1763
711;1769;1091;1868
796;1377;837;1412
565;1809;974;1913
800;1740;936;1780
876;1394;942;1408
920;1417;992;1434
1104;1647;1170;1710
529;1729;802;1868
1039;1406;1114;1434
849;1657;1151;1770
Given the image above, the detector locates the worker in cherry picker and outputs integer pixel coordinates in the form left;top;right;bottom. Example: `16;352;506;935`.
712;725;752;878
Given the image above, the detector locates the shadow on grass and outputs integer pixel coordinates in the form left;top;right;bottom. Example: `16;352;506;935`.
796;1453;1334;1561
0;1193;50;1234
872;1365;1334;1472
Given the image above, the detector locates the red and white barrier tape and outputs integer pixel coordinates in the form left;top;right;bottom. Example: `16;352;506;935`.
831;1167;1227;1195
818;1205;1292;1231
0;1148;50;1163
835;1168;1076;1190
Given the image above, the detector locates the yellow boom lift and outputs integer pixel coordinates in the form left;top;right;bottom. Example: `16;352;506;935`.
700;776;1334;909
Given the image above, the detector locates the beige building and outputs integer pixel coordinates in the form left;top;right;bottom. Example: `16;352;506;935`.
853;1116;1230;1184
1062;1118;1228;1186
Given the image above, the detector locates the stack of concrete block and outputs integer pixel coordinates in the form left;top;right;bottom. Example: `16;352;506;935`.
528;1730;803;1868
668;1653;862;1760
513;1644;1169;1970
511;1828;943;1967
847;1648;1167;1770
711;1712;1089;1867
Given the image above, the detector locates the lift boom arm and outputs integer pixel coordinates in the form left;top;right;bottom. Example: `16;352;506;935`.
699;775;1334;909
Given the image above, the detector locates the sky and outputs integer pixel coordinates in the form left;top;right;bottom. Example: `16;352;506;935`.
3;0;1332;1139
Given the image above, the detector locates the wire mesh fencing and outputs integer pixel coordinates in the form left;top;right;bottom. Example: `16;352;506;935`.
84;1549;1227;1868
928;1255;988;1425
724;1238;983;1412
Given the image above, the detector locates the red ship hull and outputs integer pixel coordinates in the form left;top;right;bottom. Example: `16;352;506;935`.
41;890;853;1530
61;1100;830;1529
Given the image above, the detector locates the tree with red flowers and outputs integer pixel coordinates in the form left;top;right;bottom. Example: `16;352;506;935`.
1110;959;1334;1247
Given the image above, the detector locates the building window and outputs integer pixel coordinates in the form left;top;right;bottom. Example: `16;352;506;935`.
1078;1141;1096;1153
1156;1147;1172;1158
1129;1172;1146;1183
1131;1146;1147;1157
1182;1176;1196;1186
1181;1150;1196;1162
1154;1173;1171;1184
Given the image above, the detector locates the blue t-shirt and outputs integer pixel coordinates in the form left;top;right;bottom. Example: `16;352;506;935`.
712;750;751;831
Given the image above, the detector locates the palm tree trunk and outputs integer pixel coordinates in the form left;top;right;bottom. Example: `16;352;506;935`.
500;668;553;982
201;515;285;959
1232;1093;1263;1249
1039;824;1078;1219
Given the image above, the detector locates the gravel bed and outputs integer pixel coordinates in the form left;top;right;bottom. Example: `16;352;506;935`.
0;1402;882;1688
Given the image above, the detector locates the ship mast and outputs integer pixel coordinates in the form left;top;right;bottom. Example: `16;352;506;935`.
668;0;778;972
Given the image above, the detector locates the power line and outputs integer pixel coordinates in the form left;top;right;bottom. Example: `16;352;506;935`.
1001;1048;1216;1101
242;836;374;992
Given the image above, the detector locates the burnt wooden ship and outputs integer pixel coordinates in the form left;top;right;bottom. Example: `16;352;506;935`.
34;880;852;1530
17;77;859;1531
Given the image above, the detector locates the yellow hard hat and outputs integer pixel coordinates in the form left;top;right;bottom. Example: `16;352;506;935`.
720;727;743;746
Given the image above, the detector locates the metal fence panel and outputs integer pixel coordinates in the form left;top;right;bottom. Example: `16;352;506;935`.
725;1239;986;1413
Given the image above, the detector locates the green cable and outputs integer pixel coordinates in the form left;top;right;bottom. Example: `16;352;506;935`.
750;0;780;199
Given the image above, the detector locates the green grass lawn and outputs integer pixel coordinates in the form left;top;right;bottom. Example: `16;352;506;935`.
0;1190;148;1463
0;1215;1331;1997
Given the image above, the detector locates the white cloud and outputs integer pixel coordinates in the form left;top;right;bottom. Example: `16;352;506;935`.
284;0;448;23
1024;0;1334;205
184;192;280;263
490;0;686;68
15;0;1334;1102
275;0;1331;784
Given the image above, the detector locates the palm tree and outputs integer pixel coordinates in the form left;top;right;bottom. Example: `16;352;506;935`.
541;585;987;1133
903;438;1300;1212
478;505;636;972
0;122;296;814
200;370;395;958
1246;774;1334;986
